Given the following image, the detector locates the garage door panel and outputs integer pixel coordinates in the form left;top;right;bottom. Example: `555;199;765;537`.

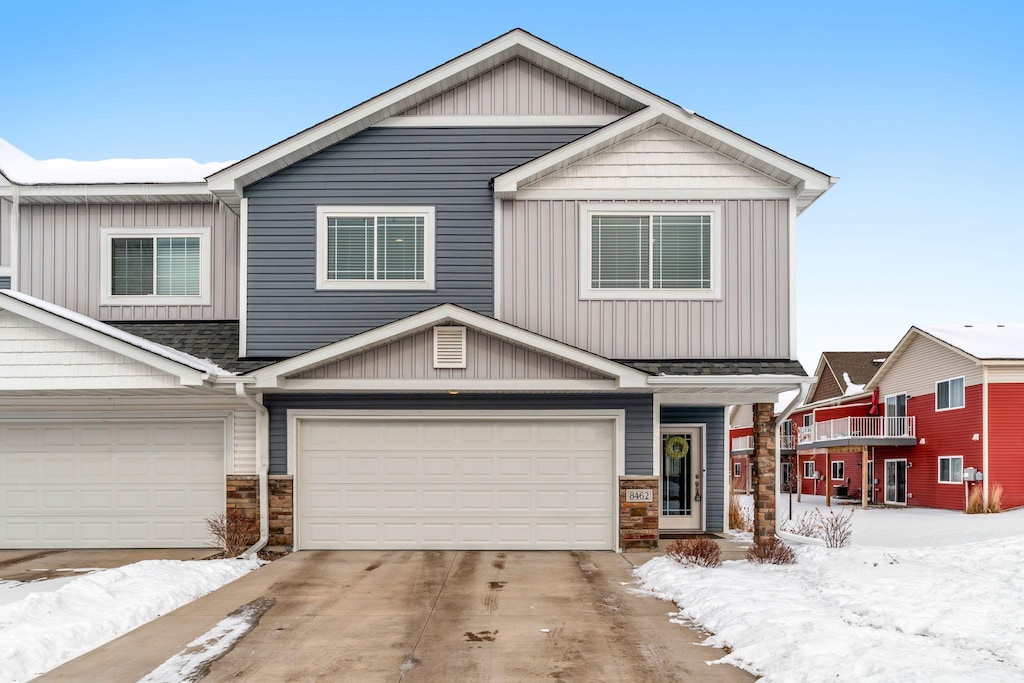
297;417;616;550
0;419;224;548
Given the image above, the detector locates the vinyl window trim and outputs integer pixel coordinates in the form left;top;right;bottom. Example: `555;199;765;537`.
831;460;844;481
935;376;966;412
733;462;741;477
803;460;815;478
99;226;211;305
577;203;723;301
315;206;436;291
938;455;964;484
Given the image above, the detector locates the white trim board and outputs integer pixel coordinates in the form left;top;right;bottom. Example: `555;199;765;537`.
98;226;212;306
374;115;621;127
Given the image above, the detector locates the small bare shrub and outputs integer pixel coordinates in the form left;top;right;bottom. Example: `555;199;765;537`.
966;485;986;514
746;537;796;565
987;484;1004;514
666;537;722;568
782;511;821;539
729;496;753;532
818;507;854;548
207;509;260;556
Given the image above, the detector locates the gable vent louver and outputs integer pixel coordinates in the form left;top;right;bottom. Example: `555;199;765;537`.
433;326;467;369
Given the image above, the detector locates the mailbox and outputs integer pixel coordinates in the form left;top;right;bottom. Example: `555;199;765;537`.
963;467;984;482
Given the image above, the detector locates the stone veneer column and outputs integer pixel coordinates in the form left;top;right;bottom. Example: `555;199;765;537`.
752;403;777;545
225;475;294;548
618;476;660;551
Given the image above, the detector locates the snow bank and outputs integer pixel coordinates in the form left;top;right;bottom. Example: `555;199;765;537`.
0;137;233;185
0;558;260;683
636;539;1024;682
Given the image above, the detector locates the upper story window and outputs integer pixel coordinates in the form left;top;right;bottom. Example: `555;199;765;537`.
936;376;965;411
100;227;211;305
578;204;722;300
803;414;814;428
316;206;435;291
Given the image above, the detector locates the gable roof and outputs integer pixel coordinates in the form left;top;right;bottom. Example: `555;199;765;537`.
806;351;887;403
106;321;273;374
865;324;1024;392
207;29;835;211
0;289;230;385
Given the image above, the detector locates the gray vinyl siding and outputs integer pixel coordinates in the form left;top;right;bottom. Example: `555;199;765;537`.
244;126;596;357
0;276;9;289
15;202;240;321
501;199;791;358
264;393;653;476
661;405;726;532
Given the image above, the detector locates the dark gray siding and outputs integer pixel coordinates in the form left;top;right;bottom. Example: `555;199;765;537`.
264;393;653;476
245;127;596;357
661;405;726;532
0;276;9;289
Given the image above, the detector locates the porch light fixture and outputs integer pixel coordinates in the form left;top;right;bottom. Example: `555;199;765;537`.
919;438;926;444
448;390;460;395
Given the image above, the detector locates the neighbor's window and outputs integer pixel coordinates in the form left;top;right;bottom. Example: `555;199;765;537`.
101;227;210;304
939;456;963;484
804;461;815;478
580;205;720;300
831;460;845;480
733;463;741;477
316;206;435;290
803;414;814;428
936;377;965;411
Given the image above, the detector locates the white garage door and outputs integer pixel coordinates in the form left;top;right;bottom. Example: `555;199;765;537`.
0;419;225;548
297;416;616;550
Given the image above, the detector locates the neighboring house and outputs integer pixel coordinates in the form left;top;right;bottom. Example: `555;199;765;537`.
793;327;1024;511
0;29;834;551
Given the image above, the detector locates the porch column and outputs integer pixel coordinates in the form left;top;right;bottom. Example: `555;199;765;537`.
752;402;777;544
862;447;870;509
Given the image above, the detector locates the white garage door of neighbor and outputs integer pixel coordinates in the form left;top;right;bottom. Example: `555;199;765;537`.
0;419;225;548
297;417;617;550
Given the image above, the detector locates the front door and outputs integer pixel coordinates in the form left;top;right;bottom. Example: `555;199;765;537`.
660;429;703;530
884;459;907;505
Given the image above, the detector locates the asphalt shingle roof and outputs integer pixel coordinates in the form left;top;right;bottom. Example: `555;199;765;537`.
105;321;276;374
822;351;888;386
619;359;807;376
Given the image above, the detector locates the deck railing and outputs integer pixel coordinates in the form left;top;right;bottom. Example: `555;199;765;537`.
779;434;796;450
731;435;754;451
797;416;916;444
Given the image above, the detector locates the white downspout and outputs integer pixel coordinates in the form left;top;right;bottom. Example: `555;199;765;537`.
982;365;990;507
236;382;270;558
775;382;810;538
10;186;20;291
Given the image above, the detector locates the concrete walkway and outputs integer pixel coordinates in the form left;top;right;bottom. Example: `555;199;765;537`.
39;547;754;682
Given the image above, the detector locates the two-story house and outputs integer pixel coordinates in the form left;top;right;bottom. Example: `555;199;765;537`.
0;29;834;551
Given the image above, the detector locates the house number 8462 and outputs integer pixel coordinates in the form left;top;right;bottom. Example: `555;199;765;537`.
625;489;653;503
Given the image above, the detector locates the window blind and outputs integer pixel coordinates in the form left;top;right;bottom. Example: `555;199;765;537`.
376;216;424;280
591;213;711;290
111;238;154;296
653;215;711;289
327;217;374;280
591;215;649;289
155;237;200;296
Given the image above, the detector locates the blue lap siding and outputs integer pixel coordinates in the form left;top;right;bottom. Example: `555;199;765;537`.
660;405;726;532
263;393;654;476
244;126;596;358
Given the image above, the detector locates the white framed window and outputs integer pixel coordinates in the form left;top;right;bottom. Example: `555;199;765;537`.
316;206;435;291
831;460;844;480
100;227;211;305
936;376;965;411
803;461;815;478
803;414;814;428
938;456;963;484
578;203;722;300
733;462;741;477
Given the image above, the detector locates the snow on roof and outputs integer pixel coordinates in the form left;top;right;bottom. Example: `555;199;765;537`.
0;289;231;376
0;137;233;185
842;371;866;396
919;324;1024;360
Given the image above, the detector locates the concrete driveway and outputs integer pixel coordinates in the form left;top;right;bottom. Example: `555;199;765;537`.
0;548;214;582
40;550;753;682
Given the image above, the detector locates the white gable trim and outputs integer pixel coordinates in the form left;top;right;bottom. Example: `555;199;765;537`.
375;115;621;128
0;292;211;387
250;304;650;389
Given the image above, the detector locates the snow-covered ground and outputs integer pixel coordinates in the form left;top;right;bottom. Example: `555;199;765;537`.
0;558;260;683
636;498;1024;682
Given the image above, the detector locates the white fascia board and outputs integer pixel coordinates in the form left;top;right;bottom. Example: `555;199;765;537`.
10;183;212;201
648;374;815;388
251;303;650;388
275;379;619;392
0;296;207;386
493;108;660;194
512;188;798;201
658;392;784;405
375;115;622;128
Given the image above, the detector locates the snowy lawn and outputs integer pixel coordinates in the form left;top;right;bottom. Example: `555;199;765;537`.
636;500;1024;682
0;558;261;683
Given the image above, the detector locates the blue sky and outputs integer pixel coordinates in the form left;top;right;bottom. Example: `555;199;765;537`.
2;1;1021;371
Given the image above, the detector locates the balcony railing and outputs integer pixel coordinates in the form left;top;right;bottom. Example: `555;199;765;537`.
798;416;916;444
779;434;796;450
731;435;753;451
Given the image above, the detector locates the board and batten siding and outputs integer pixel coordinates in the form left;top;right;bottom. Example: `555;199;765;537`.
500;199;790;358
245;126;596;358
524;125;791;192
264;393;654;476
291;327;608;380
661;405;726;532
399;58;633;117
876;333;982;399
16;202;239;321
